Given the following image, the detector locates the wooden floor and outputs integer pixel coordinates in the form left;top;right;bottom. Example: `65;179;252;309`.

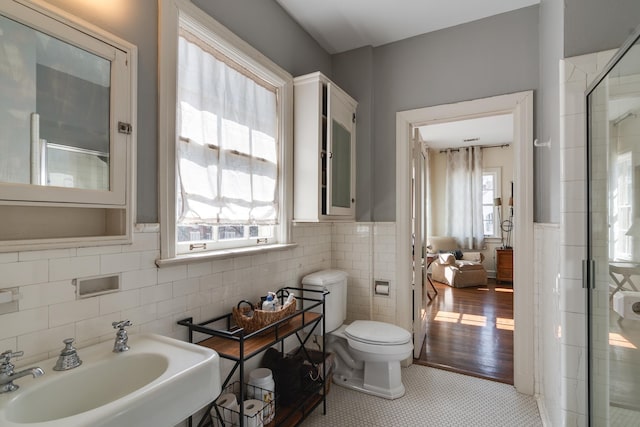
610;309;640;410
414;278;514;385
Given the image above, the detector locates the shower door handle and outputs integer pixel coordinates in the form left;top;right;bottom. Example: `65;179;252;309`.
582;259;595;289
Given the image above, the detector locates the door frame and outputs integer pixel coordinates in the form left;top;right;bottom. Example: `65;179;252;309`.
411;132;427;358
395;91;535;394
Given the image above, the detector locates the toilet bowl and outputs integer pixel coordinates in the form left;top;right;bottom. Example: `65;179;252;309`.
302;270;413;399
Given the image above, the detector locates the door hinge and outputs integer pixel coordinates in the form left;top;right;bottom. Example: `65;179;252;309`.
352;113;356;123
118;122;132;135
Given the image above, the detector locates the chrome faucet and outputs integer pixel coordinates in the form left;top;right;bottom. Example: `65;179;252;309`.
112;320;132;353
0;350;44;393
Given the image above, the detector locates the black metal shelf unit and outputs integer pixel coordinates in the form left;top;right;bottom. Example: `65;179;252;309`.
178;287;328;427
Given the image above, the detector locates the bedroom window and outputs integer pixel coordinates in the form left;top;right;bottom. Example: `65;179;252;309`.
482;168;501;238
613;152;632;260
158;0;293;261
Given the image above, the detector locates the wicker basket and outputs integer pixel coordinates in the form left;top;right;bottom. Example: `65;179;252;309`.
232;297;296;334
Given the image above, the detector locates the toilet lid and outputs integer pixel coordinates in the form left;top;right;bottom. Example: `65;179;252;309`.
344;320;411;345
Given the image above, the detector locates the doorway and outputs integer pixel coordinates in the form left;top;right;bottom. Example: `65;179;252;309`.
412;116;515;383
395;91;535;394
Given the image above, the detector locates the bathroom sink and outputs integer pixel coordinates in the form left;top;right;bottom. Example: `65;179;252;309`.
0;334;220;427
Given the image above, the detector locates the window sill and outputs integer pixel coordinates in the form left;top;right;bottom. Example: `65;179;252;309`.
155;243;298;267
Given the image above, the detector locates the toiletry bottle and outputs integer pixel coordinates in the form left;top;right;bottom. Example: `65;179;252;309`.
285;292;295;306
262;294;274;311
262;292;277;311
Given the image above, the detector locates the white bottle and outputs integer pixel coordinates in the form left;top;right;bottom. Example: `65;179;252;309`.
285;292;295;306
262;292;277;311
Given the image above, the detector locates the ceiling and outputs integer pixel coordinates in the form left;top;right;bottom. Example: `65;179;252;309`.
417;114;513;150
276;0;540;54
276;1;534;147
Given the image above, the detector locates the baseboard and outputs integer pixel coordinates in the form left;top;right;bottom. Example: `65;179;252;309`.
536;395;551;427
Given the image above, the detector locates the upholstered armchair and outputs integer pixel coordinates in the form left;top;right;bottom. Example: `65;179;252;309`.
427;236;488;288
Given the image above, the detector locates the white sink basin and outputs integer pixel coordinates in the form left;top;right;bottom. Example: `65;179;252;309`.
0;334;220;427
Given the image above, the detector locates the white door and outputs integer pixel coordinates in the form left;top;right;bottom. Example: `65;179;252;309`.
412;129;427;358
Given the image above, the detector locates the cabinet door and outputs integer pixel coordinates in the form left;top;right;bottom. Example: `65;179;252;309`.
326;86;355;216
0;2;131;206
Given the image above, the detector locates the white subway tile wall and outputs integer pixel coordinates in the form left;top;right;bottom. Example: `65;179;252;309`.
373;223;397;323
0;222;401;370
330;222;398;324
556;50;616;426
534;223;561;427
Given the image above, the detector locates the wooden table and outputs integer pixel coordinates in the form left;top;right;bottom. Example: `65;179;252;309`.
609;262;640;299
425;254;439;300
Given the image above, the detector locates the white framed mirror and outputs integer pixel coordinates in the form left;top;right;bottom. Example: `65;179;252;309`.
0;0;133;206
0;0;136;251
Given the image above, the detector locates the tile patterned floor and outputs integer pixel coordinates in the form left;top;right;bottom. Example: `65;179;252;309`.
610;405;640;426
302;364;542;426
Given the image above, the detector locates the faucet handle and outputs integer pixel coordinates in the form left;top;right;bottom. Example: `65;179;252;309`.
0;350;23;364
112;320;132;331
53;338;82;371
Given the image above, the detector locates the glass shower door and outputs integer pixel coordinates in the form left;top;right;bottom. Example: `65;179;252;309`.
587;28;640;426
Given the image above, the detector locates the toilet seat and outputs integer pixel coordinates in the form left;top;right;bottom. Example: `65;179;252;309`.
344;320;411;345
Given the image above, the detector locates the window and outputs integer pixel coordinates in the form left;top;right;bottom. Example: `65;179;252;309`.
159;0;293;260
613;152;632;260
482;168;502;238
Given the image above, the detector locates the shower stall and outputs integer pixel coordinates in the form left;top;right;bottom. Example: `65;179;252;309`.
587;25;640;426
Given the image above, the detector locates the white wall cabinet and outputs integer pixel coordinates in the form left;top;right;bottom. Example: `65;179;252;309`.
293;72;357;221
0;0;136;252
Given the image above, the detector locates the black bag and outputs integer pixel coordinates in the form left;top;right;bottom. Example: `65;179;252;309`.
262;348;317;405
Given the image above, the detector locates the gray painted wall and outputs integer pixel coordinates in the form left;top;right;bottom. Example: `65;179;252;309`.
30;2;640;225
192;0;331;78
565;0;640;58
537;0;564;224
360;6;540;221
44;0;330;223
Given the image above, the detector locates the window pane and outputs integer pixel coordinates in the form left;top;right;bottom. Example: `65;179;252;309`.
483;206;494;236
482;174;495;205
218;226;244;240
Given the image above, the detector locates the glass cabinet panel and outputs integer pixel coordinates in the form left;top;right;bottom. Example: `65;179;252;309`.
325;86;355;217
331;119;351;209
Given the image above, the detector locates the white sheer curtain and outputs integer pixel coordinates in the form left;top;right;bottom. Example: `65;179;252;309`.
424;145;433;239
445;146;484;249
176;29;278;225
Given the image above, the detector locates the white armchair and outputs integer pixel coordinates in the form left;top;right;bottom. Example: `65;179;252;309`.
427;236;488;288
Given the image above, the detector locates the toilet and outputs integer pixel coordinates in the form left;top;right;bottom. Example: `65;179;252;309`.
302;269;413;399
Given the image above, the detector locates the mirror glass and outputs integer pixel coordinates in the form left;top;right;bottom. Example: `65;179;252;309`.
0;12;111;190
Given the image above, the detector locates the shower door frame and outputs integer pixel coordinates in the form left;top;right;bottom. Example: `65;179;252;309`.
586;24;640;426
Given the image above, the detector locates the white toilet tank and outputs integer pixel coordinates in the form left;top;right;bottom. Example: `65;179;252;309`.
302;270;347;333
